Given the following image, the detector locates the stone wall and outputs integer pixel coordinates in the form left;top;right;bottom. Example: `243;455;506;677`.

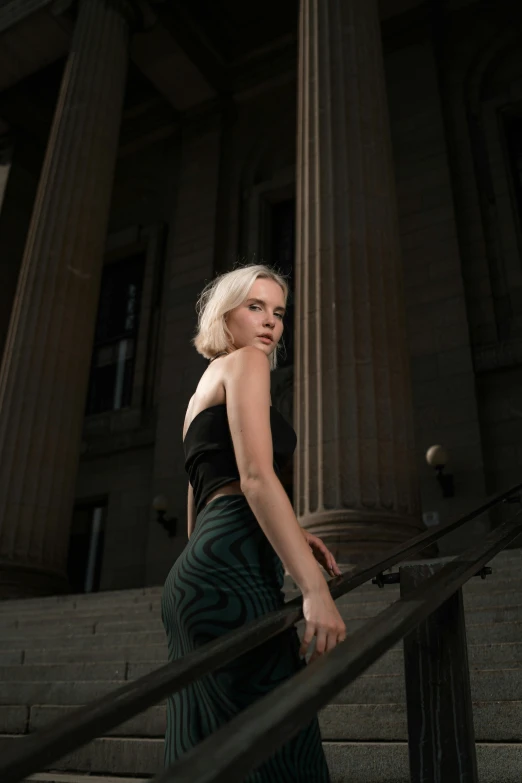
434;3;522;515
74;135;179;588
75;447;153;590
385;37;487;553
145;115;224;584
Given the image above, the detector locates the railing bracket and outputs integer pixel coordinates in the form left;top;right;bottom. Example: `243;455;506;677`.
372;571;401;588
475;566;492;580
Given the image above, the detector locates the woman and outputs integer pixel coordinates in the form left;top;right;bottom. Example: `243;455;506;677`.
161;263;346;781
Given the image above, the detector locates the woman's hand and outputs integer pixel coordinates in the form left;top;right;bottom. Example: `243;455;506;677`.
298;533;345;663
300;586;346;663
302;530;342;578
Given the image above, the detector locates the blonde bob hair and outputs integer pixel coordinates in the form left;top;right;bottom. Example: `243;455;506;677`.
192;264;289;371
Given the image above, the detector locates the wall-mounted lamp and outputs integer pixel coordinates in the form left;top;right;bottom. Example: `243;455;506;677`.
152;495;177;537
426;445;455;498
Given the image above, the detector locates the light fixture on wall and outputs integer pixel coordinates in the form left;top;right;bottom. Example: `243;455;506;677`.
152;495;177;537
426;445;455;498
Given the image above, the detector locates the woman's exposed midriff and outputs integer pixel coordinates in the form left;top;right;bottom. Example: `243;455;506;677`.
202;480;245;510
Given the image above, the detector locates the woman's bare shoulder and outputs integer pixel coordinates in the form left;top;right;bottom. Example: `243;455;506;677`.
224;347;271;408
184;348;271;438
227;345;269;369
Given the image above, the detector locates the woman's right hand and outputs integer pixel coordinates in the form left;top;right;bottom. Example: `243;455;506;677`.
300;587;346;663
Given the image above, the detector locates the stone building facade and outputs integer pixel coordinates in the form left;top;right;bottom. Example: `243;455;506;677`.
0;0;521;598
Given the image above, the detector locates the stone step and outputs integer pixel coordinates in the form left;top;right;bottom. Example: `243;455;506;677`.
27;775;149;783
10;700;522;743
320;701;522;742
1;735;520;781
0;649;24;664
331;668;522;705
320;619;522;646
126;640;522;680
3;566;520;620
334;602;522;625
0;630;168;650
0;680;128;706
0;598;158;623
0;662;129;682
338;585;522;609
11;617;167;638
324;741;522;783
1;602;522;649
0;607;456;639
8;704;167;737
0;640;520;687
0;735;163;777
0;587;161;613
29;704;167;737
1;638;519;671
286;570;522;597
289;575;522;602
483;547;522;563
1;668;520;708
0;705;28;734
2;644;168;666
2;588;522;635
0;618;520;665
0;582;501;620
0;606;158;632
0;549;518;617
0;563;520;623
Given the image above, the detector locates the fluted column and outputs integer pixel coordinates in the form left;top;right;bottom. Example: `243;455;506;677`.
0;0;136;597
295;0;425;563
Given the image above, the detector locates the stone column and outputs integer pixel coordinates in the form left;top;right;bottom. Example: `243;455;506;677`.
0;0;136;598
0;132;43;364
294;0;425;563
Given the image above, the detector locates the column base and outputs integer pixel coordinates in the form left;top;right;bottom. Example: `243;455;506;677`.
300;509;438;565
0;561;70;600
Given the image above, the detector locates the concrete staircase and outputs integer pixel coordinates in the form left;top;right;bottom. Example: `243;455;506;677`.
0;548;521;783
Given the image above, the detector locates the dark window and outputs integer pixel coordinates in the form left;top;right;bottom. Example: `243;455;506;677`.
67;501;107;593
270;199;295;367
504;112;522;228
86;253;145;415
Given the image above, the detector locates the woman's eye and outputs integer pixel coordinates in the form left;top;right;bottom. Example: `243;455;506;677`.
249;305;283;319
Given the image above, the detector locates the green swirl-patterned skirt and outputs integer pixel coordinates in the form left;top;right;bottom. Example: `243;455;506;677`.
161;494;330;782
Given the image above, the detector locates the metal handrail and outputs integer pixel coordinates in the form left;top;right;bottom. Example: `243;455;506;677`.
0;482;521;783
153;508;522;783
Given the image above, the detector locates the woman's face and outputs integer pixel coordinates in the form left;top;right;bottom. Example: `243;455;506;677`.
225;277;285;358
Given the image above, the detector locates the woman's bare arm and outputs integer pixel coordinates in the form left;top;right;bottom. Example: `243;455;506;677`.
224;346;325;595
224;346;345;658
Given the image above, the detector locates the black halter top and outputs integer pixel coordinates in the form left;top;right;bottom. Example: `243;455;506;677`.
183;403;297;516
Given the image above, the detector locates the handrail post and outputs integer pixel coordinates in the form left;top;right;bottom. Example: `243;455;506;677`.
400;559;478;783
